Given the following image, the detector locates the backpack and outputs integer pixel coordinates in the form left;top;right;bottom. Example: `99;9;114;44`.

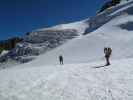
108;48;112;55
104;47;112;56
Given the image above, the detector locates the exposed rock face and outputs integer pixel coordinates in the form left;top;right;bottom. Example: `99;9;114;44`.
98;0;121;13
0;37;23;51
25;29;78;44
0;29;79;63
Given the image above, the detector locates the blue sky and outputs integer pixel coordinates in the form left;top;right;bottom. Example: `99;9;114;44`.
0;0;109;40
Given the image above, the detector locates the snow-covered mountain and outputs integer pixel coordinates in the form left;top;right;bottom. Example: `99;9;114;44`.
1;0;133;65
0;20;89;64
0;0;133;100
20;0;133;66
23;0;133;64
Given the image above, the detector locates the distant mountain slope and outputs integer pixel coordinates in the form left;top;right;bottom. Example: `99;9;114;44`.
0;37;23;51
98;0;121;13
0;0;133;66
27;0;133;66
35;19;89;35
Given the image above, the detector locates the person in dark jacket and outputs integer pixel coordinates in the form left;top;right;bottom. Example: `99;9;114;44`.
104;47;112;66
59;55;63;65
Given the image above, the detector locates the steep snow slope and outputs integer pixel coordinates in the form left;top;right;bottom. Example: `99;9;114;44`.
1;0;133;65
36;19;89;35
26;13;133;66
0;20;89;64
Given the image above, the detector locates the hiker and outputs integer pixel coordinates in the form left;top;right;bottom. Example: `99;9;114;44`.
59;55;63;65
104;47;112;66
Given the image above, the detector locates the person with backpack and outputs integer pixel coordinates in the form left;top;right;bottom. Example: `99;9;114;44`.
104;47;112;66
59;55;63;65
